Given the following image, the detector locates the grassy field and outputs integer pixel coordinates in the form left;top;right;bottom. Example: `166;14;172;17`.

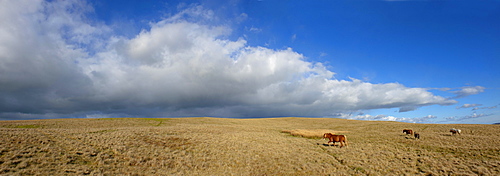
1;117;499;175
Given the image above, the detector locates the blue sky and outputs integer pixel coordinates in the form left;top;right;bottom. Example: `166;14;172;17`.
0;0;498;124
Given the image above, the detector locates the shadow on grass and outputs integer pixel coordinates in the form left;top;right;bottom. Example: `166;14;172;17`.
317;143;341;147
404;136;419;140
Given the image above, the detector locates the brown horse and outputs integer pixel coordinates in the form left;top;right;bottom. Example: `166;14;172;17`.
403;129;413;135
323;133;348;148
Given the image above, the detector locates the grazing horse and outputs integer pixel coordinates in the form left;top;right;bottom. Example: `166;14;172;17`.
403;129;413;135
450;128;461;135
414;132;420;139
323;133;348;148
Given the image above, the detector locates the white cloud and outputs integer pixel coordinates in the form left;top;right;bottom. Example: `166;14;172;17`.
451;86;485;98
236;13;248;23
291;34;297;42
167;4;216;24
248;26;262;33
0;1;479;120
341;113;437;123
472;105;498;110
446;113;492;121
319;52;328;57
456;103;482;109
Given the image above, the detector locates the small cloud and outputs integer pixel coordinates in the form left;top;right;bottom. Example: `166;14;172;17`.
450;86;485;99
331;113;352;118
405;115;437;123
319;52;328;57
456;104;482;109
428;87;452;91
446;113;492;121
472;105;498;110
236;13;248;23
168;5;216;23
248;26;262;33
291;34;296;42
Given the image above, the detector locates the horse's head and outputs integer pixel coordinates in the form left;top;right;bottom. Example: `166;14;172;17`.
323;133;333;139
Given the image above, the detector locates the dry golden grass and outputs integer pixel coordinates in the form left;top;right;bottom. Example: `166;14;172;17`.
281;129;348;138
1;117;499;175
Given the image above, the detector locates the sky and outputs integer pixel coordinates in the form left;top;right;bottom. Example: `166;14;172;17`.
0;0;499;124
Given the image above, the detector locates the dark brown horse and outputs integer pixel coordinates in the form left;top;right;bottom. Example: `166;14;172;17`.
323;133;348;148
414;132;420;139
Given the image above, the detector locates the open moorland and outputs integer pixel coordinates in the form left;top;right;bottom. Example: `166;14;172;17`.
1;117;499;175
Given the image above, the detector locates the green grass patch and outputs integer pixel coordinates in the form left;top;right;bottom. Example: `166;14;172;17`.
10;125;41;128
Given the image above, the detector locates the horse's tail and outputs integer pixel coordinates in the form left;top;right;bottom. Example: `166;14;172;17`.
343;135;348;146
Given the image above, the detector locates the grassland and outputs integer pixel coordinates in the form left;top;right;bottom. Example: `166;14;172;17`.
1;117;499;175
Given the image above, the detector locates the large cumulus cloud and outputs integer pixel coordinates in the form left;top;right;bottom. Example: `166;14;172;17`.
0;0;473;120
